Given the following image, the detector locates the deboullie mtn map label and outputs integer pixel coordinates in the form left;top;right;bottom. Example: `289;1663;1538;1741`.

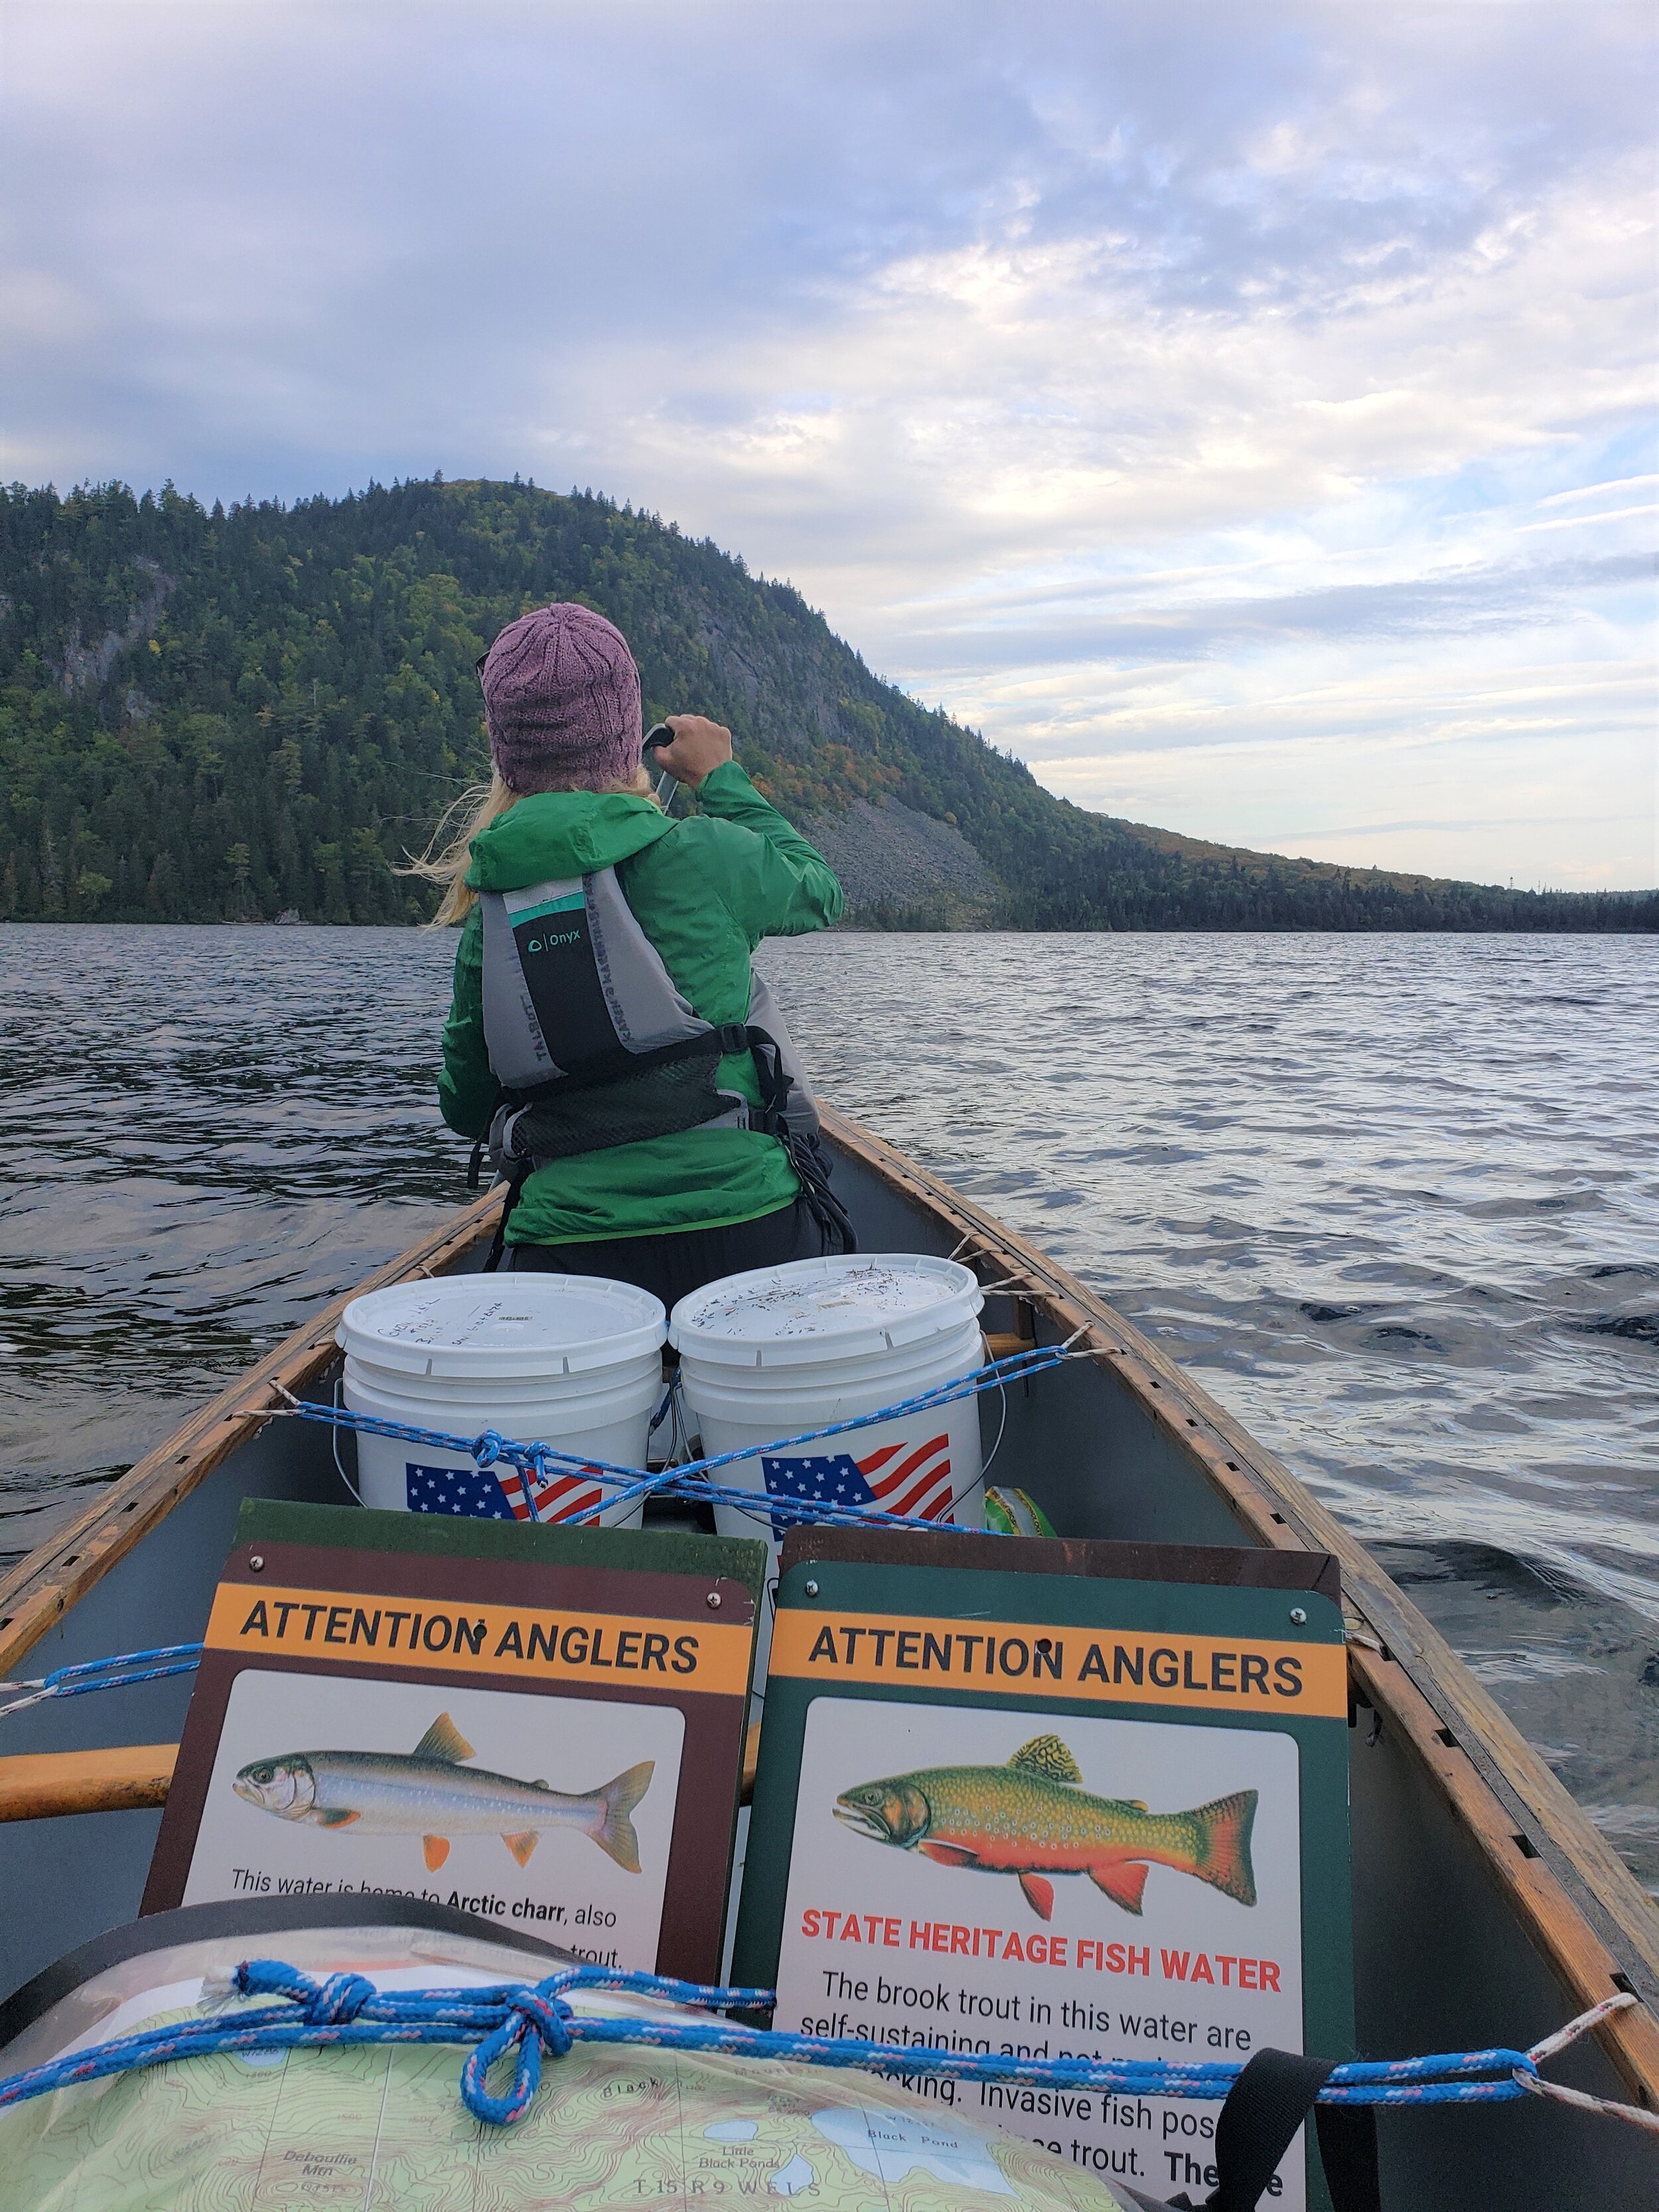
734;1532;1353;2212
145;1501;765;1981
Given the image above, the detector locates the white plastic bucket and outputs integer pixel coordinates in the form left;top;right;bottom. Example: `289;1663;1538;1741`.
336;1275;666;1528
669;1255;986;1559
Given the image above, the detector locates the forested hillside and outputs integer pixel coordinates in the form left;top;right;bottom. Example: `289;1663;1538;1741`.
1;479;1650;931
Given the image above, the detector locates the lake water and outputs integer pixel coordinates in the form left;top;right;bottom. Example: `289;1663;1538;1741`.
1;926;1654;1888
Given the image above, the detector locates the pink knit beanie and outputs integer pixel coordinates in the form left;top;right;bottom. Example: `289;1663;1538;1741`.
480;603;642;793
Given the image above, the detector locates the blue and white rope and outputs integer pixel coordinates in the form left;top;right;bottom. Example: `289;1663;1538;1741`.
0;1346;1074;1722
0;1962;1648;2134
0;1643;205;1719
279;1339;1082;1532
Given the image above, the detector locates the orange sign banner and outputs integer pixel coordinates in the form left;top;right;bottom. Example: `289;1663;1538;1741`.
204;1581;753;1698
768;1608;1346;1718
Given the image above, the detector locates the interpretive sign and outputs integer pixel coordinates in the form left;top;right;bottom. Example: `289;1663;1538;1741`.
734;1530;1352;2212
146;1500;765;1982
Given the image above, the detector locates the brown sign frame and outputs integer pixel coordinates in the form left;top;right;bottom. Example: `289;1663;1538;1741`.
145;1503;766;1982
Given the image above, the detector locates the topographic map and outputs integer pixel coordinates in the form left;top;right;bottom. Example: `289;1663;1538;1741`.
3;2004;1133;2212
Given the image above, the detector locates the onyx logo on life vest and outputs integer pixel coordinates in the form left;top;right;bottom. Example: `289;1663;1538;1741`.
504;883;619;1072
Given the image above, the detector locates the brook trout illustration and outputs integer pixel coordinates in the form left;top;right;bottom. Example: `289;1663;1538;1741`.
834;1733;1256;1919
233;1712;653;1875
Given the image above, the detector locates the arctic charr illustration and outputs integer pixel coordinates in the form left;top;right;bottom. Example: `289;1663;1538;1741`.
232;1711;653;1874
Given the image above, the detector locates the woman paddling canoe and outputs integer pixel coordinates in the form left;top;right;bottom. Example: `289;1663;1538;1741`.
418;602;849;1306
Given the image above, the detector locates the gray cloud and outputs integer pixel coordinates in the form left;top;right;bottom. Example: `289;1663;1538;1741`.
1;0;1652;882
3;3;1650;496
891;550;1656;670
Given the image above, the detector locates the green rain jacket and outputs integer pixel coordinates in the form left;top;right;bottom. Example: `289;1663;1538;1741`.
438;761;844;1246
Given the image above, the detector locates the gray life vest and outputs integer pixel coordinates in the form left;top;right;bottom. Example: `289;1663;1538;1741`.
478;867;820;1173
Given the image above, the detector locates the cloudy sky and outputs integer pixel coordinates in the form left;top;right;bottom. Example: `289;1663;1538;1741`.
3;3;1654;887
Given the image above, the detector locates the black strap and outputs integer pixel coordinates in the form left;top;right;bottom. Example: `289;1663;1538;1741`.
1163;2047;1379;2212
786;1130;857;1253
743;1027;794;1133
1211;2051;1332;2210
737;1029;855;1248
504;1025;750;1111
487;1026;859;1258
481;1157;532;1274
1311;2103;1381;2212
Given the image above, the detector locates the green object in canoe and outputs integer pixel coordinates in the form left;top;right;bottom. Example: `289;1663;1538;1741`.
983;1485;1056;1539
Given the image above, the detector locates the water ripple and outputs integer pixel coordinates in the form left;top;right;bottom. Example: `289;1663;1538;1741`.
758;929;1659;1889
1;924;1654;1885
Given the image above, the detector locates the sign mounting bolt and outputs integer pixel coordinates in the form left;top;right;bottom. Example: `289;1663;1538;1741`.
804;1581;820;1597
706;1591;721;1609
1289;1606;1307;1625
248;1556;265;1572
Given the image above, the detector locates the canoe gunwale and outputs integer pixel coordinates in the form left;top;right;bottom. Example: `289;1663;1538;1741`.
816;1105;1659;2106
1;1117;1655;2106
0;1186;505;1682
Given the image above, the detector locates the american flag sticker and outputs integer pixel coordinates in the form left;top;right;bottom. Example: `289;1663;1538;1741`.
758;1434;956;1536
403;1460;607;1526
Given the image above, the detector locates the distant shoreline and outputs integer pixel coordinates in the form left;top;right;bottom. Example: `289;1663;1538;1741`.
3;915;1654;939
5;478;1652;936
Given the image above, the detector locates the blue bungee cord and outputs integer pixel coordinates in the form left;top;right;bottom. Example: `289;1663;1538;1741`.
2;1349;1654;2141
0;1643;205;1720
273;1336;1084;1531
0;1961;1650;2136
0;1343;1073;1723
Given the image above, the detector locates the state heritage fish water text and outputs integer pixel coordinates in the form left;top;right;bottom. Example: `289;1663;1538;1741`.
796;1912;1281;1988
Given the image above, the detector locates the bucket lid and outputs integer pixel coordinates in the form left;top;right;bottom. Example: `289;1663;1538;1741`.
337;1274;666;1379
668;1254;983;1368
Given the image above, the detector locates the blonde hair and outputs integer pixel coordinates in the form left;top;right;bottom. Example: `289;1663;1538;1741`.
403;766;660;926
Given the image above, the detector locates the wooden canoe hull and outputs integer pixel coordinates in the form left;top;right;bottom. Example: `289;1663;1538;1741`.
0;1108;1654;2208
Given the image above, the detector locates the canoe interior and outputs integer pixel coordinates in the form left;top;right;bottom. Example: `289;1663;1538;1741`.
0;1122;1654;2210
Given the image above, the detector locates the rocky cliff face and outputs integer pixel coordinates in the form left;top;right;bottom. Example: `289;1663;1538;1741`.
796;798;999;924
1;478;1650;931
56;557;173;694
